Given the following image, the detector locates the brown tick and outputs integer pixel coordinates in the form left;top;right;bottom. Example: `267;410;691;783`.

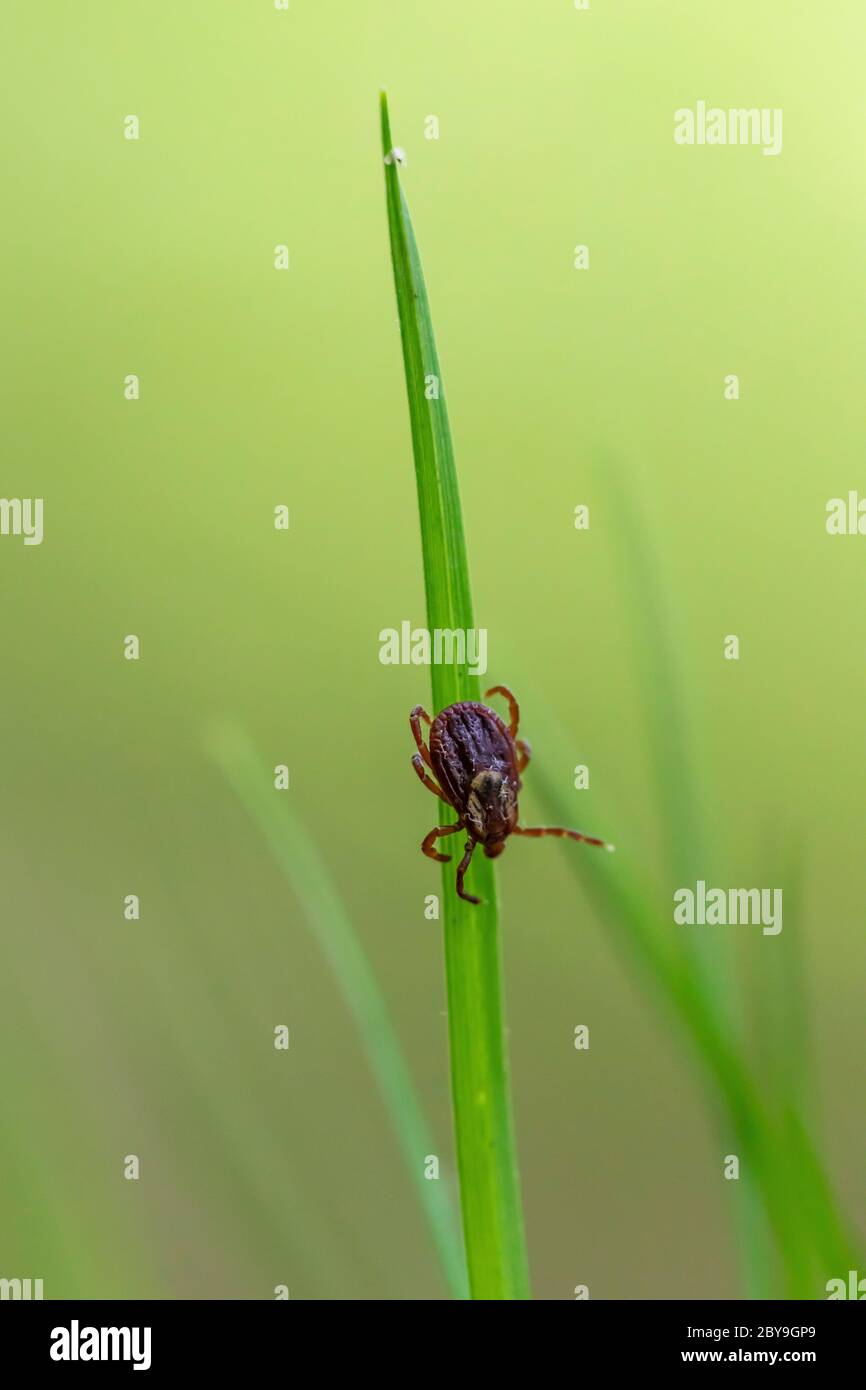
410;685;613;904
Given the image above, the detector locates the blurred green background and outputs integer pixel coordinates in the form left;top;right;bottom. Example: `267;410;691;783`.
1;1;864;1299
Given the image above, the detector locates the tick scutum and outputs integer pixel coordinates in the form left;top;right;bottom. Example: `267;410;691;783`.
429;701;519;809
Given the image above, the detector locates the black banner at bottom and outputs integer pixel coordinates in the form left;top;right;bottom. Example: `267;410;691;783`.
0;1297;860;1374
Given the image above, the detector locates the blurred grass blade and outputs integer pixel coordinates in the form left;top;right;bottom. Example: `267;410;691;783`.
601;459;705;881
600;464;758;1290
602;459;741;1037
380;90;530;1299
206;720;468;1300
602;478;862;1286
532;704;860;1294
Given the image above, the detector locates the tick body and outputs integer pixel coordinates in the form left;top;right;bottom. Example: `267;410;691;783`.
410;685;612;904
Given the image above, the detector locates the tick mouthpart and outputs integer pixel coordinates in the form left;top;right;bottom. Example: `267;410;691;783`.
483;840;506;859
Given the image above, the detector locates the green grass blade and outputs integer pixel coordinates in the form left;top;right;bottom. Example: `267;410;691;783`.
205;720;469;1300
380;91;530;1299
598;478;863;1287
601;459;742;1038
532;735;860;1294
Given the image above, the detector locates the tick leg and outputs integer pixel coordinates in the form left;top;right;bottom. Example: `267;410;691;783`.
514;823;613;851
516;737;532;773
422;821;464;863
412;753;448;800
484;685;520;738
409;704;434;769
455;838;481;905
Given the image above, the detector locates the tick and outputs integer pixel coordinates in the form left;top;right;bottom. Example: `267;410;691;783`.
410;684;613;904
